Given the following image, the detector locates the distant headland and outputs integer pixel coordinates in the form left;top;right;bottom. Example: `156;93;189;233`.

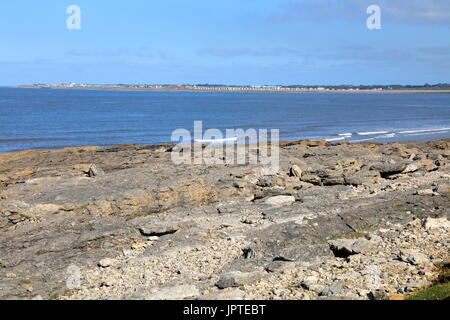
11;83;450;93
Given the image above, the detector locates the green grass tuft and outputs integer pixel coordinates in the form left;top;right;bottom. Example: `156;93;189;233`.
407;261;450;300
407;283;450;300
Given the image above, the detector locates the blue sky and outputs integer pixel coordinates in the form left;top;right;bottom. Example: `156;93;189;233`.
1;0;449;85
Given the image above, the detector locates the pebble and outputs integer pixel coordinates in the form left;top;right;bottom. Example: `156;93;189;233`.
98;258;113;268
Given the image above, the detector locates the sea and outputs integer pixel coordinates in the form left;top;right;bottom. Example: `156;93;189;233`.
0;88;449;154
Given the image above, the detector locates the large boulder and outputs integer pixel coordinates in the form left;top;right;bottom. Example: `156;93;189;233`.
370;162;408;177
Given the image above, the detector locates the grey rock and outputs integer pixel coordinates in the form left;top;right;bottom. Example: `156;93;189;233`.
88;164;105;177
216;271;264;289
366;234;383;243
416;189;434;195
202;288;244;300
242;247;256;259
328;238;374;256
274;243;334;262
345;170;380;186
300;276;320;291
290;165;303;177
403;163;419;173
98;258;113;268
320;282;345;297
368;290;389;300
147;284;200;300
257;176;277;188
300;174;322;185
303;284;325;295
422;217;450;230
404;279;431;291
138;222;179;237
397;249;429;265
265;261;296;274
370;162;407;176
264;195;296;207
217;205;237;214
435;184;449;194
323;176;346;186
1;137;449;300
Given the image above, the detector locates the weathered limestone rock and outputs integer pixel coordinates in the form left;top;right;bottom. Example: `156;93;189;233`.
264;195;296;207
419;159;438;172
289;165;303;177
370;162;408;177
397;249;429;266
147;285;200;300
322;176;346;186
320;282;346;297
202;288;244;300
328;238;374;256
257;176;278;188
0;138;448;300
300;276;321;291
403;163;420;173
266;261;296;274
98;258;113;268
138;222;180;236
422;217;450;230
88;164;105;177
216;271;265;289
300;174;322;185
436;184;450;194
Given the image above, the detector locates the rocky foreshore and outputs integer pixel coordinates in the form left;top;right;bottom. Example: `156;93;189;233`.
0;139;449;300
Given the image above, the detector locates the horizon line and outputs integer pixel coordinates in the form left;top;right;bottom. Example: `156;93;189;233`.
6;82;450;88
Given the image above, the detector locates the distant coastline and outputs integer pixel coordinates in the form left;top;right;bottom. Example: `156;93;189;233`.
1;86;449;153
9;83;450;94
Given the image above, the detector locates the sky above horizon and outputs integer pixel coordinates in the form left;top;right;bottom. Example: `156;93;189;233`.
1;0;449;86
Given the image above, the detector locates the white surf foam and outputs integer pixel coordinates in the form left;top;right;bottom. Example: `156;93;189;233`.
325;137;346;142
380;133;396;138
356;131;390;136
194;137;238;144
348;137;377;143
401;130;449;137
398;128;450;134
338;133;353;137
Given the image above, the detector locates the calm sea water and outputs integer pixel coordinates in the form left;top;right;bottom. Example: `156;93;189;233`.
0;88;449;153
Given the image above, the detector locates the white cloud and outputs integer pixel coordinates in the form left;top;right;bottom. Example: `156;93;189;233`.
67;47;172;59
197;47;305;58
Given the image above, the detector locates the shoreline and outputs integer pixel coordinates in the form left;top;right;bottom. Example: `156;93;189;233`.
1;135;449;156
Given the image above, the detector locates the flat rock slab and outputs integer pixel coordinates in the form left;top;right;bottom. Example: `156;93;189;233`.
265;195;296;207
0;138;449;300
216;271;265;289
147;285;200;300
202;288;244;300
138;222;180;236
328;238;375;256
423;217;450;230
